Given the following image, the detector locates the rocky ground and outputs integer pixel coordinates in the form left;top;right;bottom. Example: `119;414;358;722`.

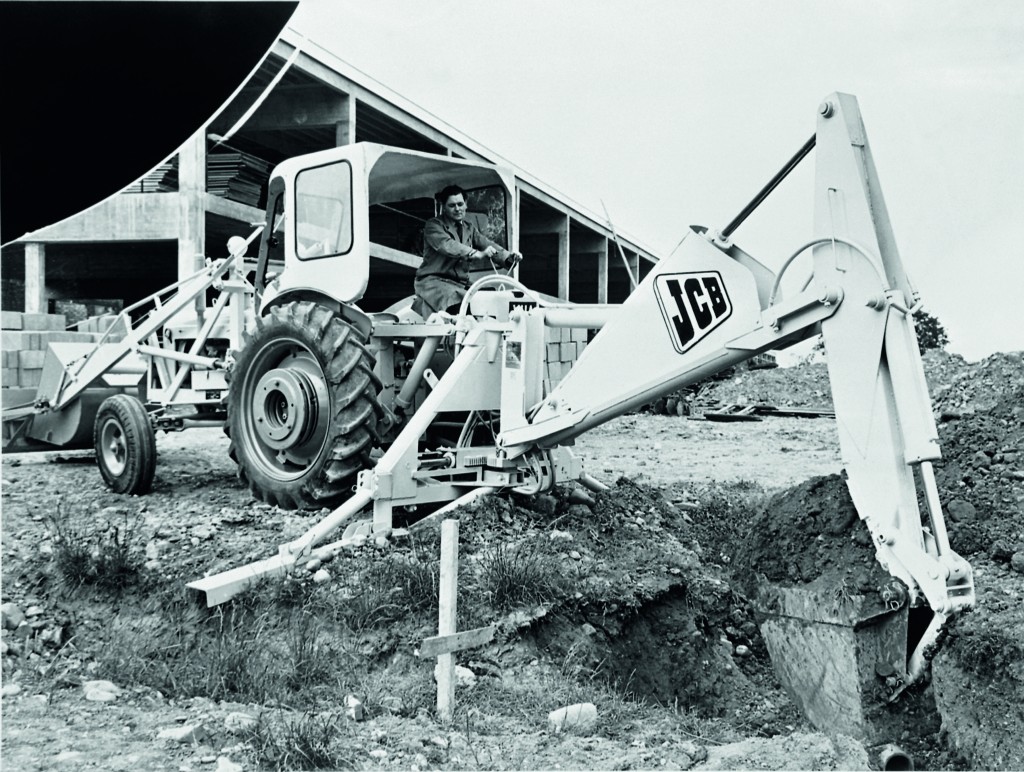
1;348;1022;770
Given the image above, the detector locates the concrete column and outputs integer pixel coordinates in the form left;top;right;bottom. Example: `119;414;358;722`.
557;217;570;300
335;93;356;146
24;242;46;313
177;130;207;279
598;239;609;304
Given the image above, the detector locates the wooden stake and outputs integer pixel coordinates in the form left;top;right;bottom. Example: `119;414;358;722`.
436;519;459;721
421;518;495;722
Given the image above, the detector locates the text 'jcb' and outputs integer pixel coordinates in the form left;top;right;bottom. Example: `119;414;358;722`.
654;271;732;354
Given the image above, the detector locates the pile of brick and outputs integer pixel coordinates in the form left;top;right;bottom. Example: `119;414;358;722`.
1;311;109;390
72;315;123;336
543;325;589;395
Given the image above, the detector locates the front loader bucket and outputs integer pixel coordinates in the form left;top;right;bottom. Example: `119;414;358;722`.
22;390;130;451
2;342;143;452
754;582;908;743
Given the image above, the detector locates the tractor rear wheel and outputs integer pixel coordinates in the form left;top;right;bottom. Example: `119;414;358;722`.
94;394;157;495
226;300;383;510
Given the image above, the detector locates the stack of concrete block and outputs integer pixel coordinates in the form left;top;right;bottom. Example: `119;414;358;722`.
73;315;122;336
1;311;104;390
543;325;591;395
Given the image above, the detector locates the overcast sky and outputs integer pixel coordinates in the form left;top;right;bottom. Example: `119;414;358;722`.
288;0;1022;362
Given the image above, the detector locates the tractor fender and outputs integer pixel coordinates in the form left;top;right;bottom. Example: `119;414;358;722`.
260;288;373;340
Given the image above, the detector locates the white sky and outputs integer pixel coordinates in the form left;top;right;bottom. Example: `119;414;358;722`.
288;0;1023;362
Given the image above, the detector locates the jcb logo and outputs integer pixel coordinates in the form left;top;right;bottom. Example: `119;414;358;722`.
654;272;732;354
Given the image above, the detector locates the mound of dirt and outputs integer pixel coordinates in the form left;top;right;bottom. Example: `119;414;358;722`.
931;381;1024;558
931;351;1024;416
455;479;785;721
700;359;832;409
695;348;982;414
729;475;884;597
926;360;1024;771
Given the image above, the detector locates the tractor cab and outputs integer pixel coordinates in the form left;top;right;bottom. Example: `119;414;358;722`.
254;143;518;315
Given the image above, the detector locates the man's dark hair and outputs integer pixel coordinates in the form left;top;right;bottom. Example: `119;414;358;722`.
436;184;466;204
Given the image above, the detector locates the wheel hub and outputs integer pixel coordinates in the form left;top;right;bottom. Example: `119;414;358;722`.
251;367;328;452
99;419;127;475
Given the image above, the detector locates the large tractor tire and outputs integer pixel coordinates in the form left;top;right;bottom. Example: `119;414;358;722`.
94;394;157;495
226;300;383;510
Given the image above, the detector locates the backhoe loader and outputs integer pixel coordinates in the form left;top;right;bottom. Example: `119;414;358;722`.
2;93;974;741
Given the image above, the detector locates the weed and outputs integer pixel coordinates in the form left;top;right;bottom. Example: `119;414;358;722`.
94;584;359;705
97;595;275;702
248;710;359;770
668;698;736;744
47;500;144;592
479;539;561;612
331;540;439;631
281;607;346;694
269;574;312;609
830;577;857;612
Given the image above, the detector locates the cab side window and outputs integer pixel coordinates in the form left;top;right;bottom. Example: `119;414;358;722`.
295;161;353;259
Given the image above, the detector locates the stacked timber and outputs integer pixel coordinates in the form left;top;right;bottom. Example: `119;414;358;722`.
126;159;178;194
207;152;271;208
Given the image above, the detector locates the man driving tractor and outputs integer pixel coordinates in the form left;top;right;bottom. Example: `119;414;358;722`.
412;184;523;317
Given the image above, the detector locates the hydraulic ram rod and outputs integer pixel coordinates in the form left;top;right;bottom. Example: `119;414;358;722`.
720;134;816;240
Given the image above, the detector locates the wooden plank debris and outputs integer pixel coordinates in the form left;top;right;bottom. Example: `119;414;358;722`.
698;403;835;422
419;626;495;659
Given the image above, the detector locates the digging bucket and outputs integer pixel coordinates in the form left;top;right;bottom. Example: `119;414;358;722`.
754;581;908;743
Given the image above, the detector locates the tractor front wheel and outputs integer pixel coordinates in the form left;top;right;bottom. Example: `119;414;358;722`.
94;394;157;495
226;301;383;509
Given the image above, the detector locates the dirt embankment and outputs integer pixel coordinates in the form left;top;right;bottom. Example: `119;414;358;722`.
926;362;1024;771
2;348;1022;771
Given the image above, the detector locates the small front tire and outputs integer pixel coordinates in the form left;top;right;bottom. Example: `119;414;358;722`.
94;394;157;495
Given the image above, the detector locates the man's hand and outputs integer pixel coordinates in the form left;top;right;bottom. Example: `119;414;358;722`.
503;252;523;269
471;245;500;261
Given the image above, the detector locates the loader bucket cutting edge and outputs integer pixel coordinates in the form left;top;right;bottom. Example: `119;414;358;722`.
753;582;910;743
3;390;120;453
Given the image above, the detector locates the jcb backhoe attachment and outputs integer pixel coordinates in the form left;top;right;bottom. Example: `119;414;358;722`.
188;93;972;742
511;93;975;739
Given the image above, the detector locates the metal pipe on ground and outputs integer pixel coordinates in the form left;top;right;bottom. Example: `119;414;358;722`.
878;744;914;771
578;472;610;493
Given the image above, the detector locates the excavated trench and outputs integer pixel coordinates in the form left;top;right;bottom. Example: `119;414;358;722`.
526;586;766;717
508;465;1013;767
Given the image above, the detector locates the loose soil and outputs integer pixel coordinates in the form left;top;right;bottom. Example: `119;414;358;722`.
2;349;1022;770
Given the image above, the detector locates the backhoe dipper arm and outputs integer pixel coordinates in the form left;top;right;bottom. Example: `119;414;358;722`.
500;93;973;630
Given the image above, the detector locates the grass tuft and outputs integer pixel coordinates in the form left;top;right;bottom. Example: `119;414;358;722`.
47;500;144;592
332;538;439;631
479;539;561;612
248;710;359;770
